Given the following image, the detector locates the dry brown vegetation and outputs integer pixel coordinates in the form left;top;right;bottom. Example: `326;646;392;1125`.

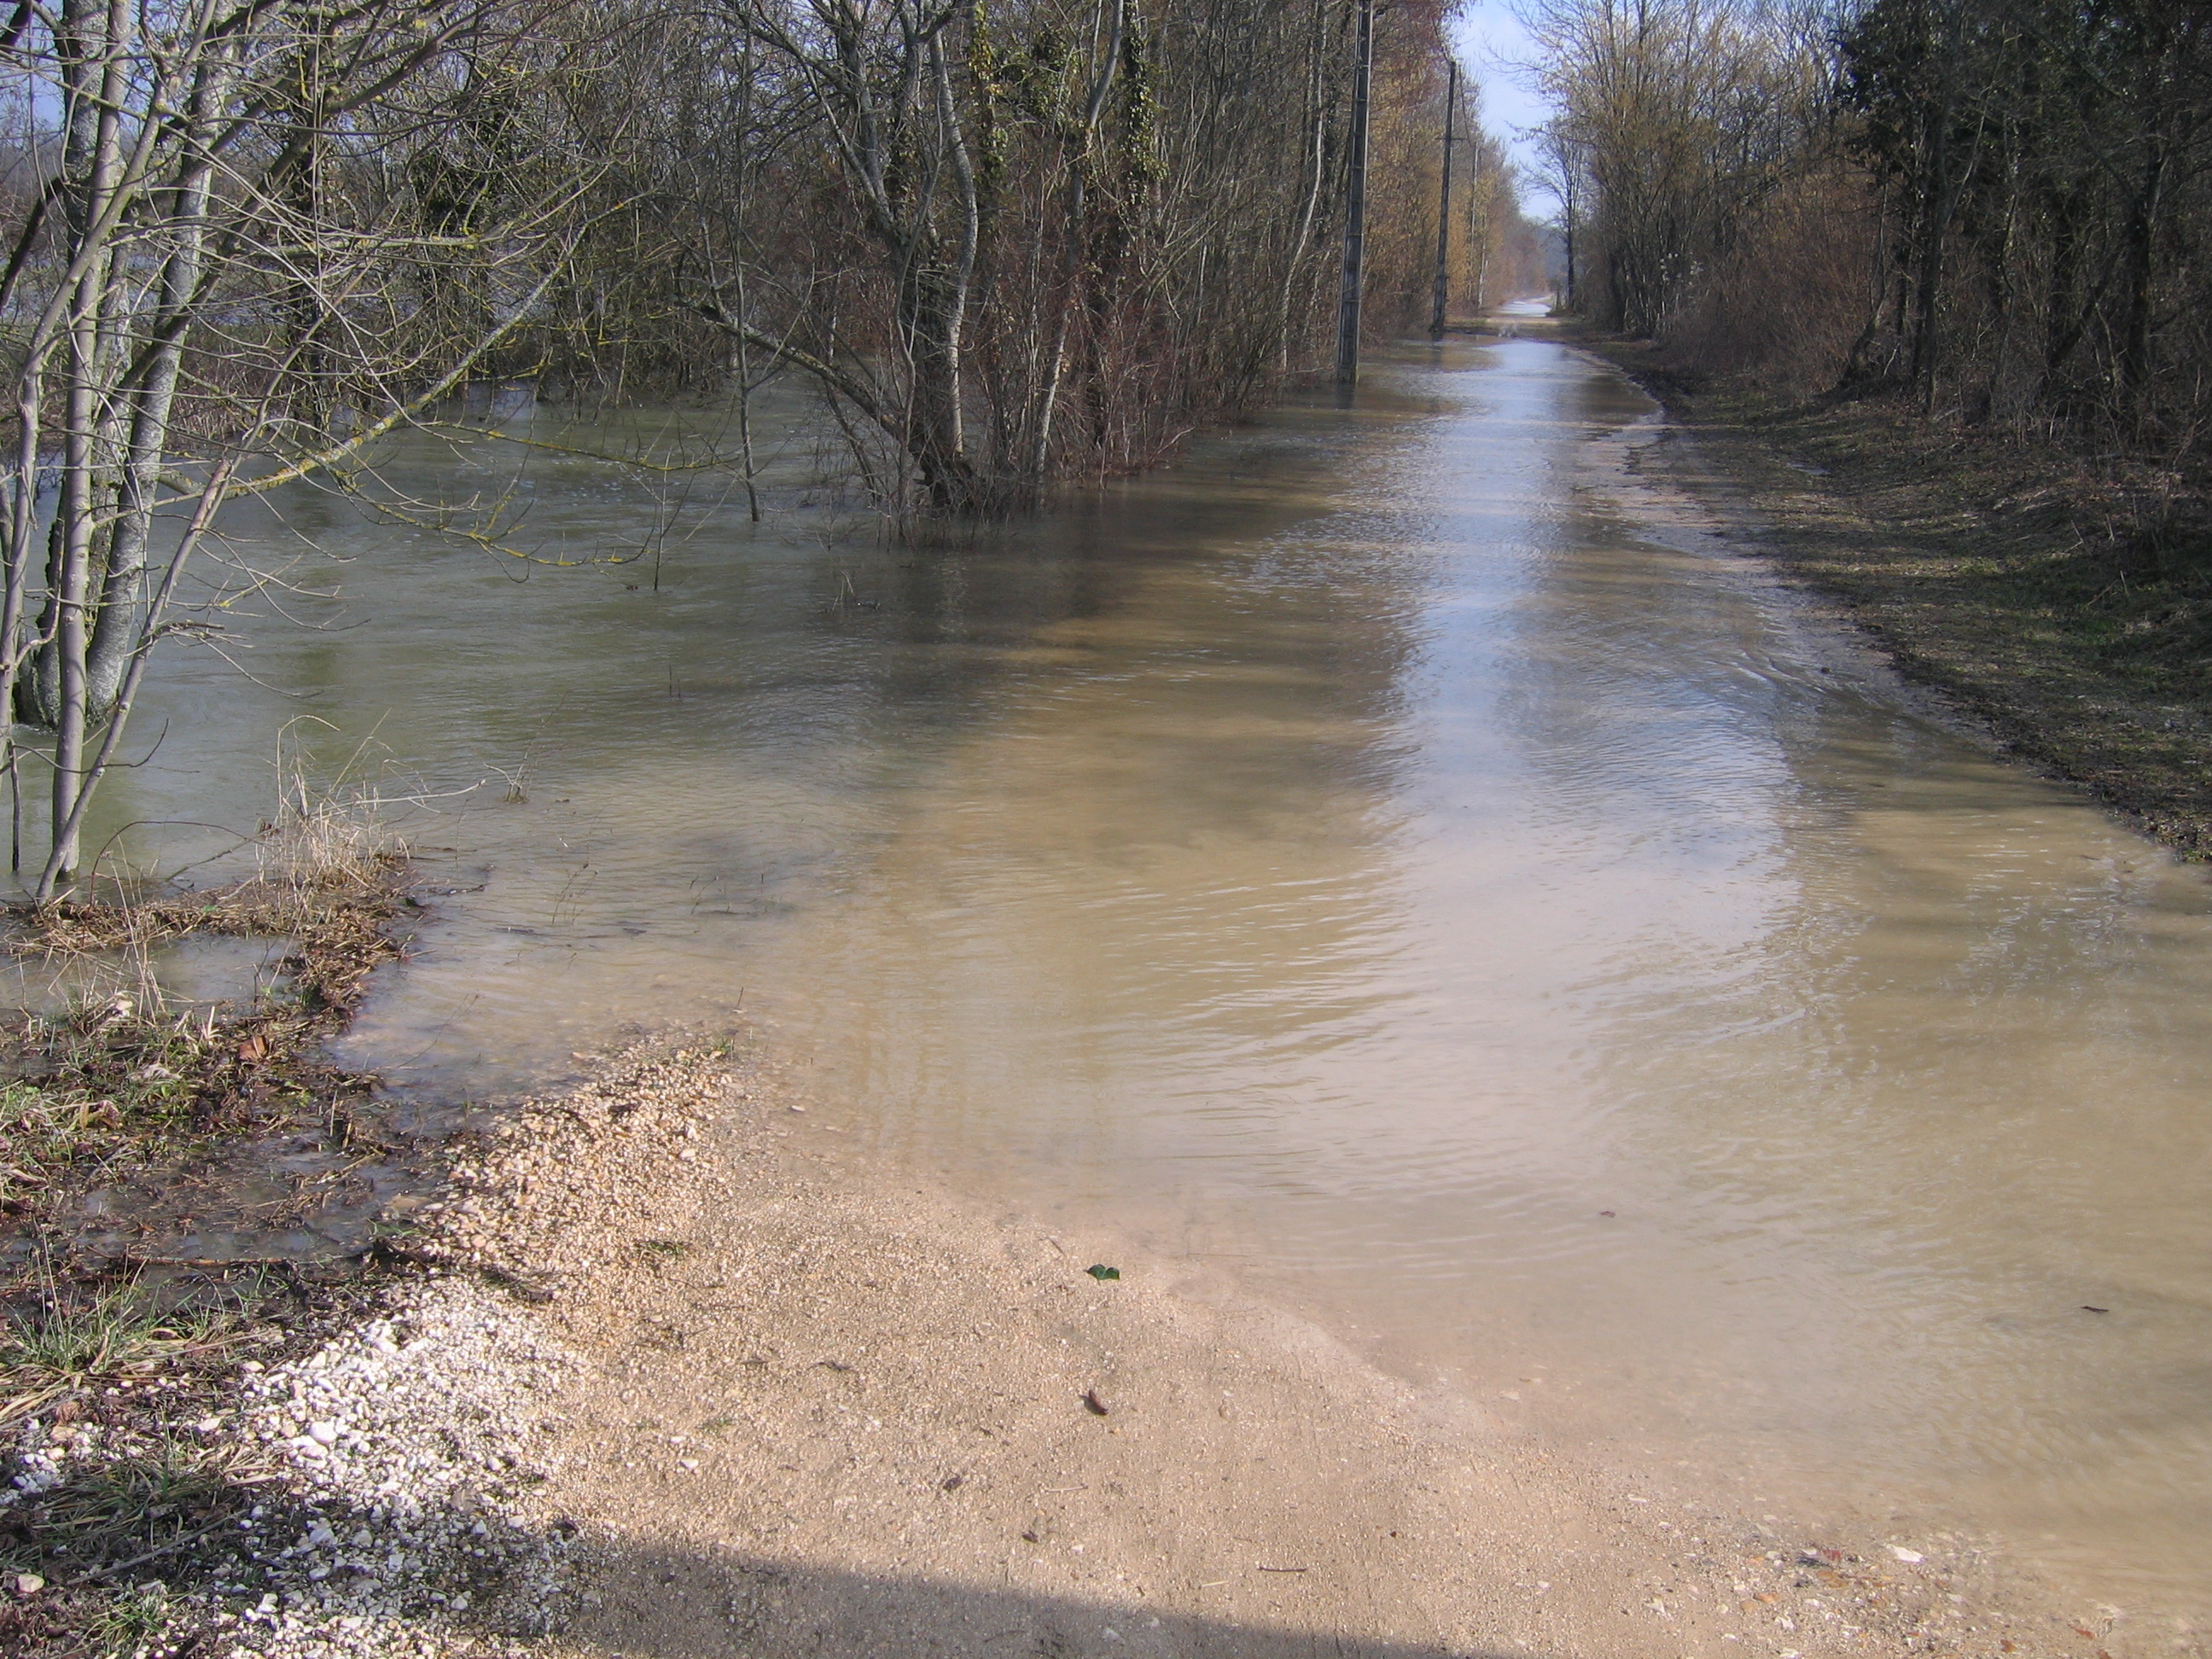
1532;0;2212;843
0;0;1553;889
0;790;409;1266
1534;1;2212;480
0;795;418;1649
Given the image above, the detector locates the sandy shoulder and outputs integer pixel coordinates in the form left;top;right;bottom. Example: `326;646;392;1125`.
400;1042;2120;1659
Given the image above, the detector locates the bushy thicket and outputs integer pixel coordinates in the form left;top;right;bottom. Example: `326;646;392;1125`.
1534;0;2212;478
0;0;1550;887
486;0;1516;509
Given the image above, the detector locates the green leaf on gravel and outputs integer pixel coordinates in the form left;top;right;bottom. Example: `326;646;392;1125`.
1085;1264;1120;1281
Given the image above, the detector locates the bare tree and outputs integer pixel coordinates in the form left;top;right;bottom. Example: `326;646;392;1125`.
654;0;1482;512
1;0;584;895
1522;0;1817;334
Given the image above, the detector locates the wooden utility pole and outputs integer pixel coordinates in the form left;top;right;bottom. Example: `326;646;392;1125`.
1430;58;1457;341
1334;0;1373;389
1471;148;1493;311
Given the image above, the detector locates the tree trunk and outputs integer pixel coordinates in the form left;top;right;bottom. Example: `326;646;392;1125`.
85;42;228;715
1335;0;1372;387
45;0;132;887
1906;0;1970;401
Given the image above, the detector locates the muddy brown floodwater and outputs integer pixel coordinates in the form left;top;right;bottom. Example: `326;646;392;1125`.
93;315;2212;1625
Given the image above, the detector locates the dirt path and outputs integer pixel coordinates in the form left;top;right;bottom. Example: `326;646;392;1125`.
416;1048;2116;1659
398;359;2164;1657
1579;334;2212;861
6;338;2180;1659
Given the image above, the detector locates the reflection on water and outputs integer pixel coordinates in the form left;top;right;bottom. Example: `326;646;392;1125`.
102;335;2212;1615
0;932;296;1017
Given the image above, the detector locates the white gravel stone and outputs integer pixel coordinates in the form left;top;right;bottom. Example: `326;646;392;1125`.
7;1045;732;1659
166;1278;582;1659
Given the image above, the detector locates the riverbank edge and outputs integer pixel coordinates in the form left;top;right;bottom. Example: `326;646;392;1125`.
0;841;421;1285
1573;333;2212;859
2;1038;736;1658
6;1029;2157;1659
0;376;2180;1654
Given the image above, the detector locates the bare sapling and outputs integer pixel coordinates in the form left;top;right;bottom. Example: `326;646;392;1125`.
0;0;594;899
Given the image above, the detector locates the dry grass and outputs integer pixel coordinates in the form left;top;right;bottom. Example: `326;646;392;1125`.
0;1268;322;1657
0;771;422;1656
0;1274;269;1431
256;759;406;897
0;780;410;1246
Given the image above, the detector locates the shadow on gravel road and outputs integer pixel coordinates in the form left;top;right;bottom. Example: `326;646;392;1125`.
562;1537;1528;1659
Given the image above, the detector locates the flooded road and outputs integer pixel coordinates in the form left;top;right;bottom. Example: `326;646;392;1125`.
104;328;2212;1618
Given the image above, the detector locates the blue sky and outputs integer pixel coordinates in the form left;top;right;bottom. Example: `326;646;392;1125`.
1452;0;1559;210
